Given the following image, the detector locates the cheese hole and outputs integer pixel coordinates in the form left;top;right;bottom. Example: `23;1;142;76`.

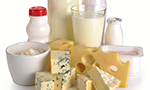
76;63;85;73
82;55;95;65
109;65;118;72
87;48;98;53
58;42;66;44
63;44;71;48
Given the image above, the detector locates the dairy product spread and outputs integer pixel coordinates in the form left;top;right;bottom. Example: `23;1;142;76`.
16;48;45;56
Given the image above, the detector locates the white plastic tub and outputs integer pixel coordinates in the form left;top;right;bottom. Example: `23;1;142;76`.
101;45;143;76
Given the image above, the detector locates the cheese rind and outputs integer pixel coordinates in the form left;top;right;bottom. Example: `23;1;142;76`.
35;72;54;90
77;74;95;90
51;50;70;74
70;45;130;88
88;66;121;90
51;67;76;90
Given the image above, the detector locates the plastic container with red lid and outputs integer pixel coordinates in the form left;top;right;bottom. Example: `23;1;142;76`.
26;6;50;43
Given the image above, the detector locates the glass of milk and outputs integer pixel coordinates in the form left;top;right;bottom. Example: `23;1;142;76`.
71;5;106;47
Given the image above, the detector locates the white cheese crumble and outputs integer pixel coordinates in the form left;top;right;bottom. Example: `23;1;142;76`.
16;49;45;56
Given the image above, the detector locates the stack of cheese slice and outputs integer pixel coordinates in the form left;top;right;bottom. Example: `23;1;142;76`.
88;66;121;90
35;50;75;90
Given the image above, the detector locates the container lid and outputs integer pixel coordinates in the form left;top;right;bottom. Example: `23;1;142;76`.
29;6;47;16
107;17;122;23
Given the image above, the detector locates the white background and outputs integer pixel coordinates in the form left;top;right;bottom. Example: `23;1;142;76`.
0;0;149;90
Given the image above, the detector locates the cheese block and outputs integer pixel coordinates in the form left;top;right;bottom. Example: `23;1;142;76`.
77;74;95;90
88;66;121;90
47;39;74;51
47;39;74;72
51;50;70;74
70;45;130;88
35;72;54;90
51;67;76;90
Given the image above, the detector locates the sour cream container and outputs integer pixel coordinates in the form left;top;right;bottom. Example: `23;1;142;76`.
101;45;143;76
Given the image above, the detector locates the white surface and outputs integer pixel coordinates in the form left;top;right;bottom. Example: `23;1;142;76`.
0;0;149;90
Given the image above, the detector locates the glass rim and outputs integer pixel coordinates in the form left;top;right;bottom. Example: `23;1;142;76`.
71;5;106;12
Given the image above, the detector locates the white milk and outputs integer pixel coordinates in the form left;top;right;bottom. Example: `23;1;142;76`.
72;14;105;47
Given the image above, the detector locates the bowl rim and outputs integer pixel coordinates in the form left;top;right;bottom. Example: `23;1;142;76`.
6;41;50;57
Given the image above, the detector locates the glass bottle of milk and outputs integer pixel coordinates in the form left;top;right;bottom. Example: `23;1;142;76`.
48;0;78;42
105;17;123;45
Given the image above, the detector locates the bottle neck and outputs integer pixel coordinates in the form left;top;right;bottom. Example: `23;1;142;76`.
29;16;47;21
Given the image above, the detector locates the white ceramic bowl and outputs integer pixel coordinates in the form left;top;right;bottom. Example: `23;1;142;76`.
6;42;50;86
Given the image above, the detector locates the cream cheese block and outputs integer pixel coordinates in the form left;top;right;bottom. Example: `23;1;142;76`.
88;66;121;90
51;50;70;74
35;72;54;90
77;74;95;90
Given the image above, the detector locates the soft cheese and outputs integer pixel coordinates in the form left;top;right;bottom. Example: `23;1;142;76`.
70;45;130;88
51;67;76;90
35;72;54;90
77;74;95;90
88;66;121;90
51;50;70;74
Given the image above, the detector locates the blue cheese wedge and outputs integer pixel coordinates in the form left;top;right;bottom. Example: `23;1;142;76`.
88;66;121;90
51;50;70;74
35;72;54;90
51;67;75;90
77;74;95;90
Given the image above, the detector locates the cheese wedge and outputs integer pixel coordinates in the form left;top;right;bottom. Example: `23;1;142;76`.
70;45;130;88
88;66;121;90
77;74;95;90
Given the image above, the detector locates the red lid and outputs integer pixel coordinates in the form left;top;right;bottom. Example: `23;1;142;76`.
29;6;47;16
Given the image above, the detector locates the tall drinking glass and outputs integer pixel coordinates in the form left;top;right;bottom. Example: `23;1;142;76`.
71;5;106;47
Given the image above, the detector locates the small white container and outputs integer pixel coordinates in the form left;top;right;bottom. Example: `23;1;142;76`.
105;17;123;45
6;42;50;86
101;45;143;76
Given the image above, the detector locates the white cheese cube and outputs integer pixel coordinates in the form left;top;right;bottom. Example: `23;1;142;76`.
51;50;70;74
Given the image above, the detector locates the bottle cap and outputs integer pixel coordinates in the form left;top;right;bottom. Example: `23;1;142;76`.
107;17;122;24
29;6;47;16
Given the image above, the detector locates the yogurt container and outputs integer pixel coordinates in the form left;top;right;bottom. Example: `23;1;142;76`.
101;45;143;76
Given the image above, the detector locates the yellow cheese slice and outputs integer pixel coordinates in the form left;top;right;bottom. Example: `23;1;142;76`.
47;38;74;51
70;45;130;88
